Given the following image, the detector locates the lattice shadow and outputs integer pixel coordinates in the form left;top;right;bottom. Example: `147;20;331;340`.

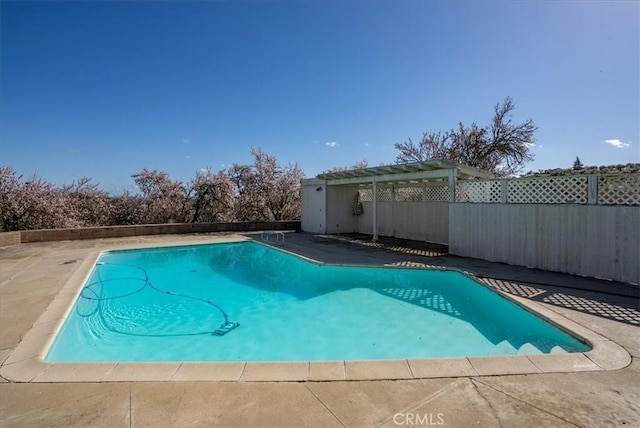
321;234;448;258
478;277;640;326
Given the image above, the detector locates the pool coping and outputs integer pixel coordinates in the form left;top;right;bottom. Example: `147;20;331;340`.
0;235;631;383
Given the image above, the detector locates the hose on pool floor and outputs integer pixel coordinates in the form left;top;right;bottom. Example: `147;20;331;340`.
78;262;239;336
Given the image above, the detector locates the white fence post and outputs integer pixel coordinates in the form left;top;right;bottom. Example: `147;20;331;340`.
588;175;598;205
501;179;508;204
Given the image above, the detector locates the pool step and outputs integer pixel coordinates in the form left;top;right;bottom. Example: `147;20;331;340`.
493;341;554;355
514;342;569;355
492;340;519;354
550;345;570;354
518;343;544;354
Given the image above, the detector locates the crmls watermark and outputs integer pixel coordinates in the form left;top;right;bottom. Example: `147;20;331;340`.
393;412;445;426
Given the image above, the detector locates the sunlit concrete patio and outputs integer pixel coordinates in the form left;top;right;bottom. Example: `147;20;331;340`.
1;232;638;427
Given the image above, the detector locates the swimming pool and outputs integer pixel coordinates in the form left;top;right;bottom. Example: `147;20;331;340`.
45;241;590;362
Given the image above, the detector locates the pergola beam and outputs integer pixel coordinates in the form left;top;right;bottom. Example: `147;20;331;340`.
323;169;454;186
317;159;493;183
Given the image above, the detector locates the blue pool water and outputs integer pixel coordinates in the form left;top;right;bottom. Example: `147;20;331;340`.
46;241;590;362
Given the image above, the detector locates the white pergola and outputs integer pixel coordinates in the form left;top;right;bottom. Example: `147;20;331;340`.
315;159;493;241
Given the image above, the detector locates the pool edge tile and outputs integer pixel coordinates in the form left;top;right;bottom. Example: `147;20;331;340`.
241;362;310;382
408;358;479;378
468;355;541;376
172;362;246;382
345;360;413;381
3;334;55;365
584;339;632;371
0;357;52;382
309;361;346;381
33;362;118;382
527;353;602;373
104;235;249;253
102;363;182;381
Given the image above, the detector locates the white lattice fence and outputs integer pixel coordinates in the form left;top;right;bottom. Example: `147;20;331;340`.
455;181;501;203
394;187;424;202
357;187;394;202
425;186;450;202
377;187;393;202
598;174;640;206
359;174;637;205
508;176;588;204
358;188;373;202
359;186;450;202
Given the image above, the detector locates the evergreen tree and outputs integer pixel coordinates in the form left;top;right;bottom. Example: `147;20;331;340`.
573;157;583;170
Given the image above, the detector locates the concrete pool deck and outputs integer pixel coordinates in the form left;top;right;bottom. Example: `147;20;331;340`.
1;232;638;427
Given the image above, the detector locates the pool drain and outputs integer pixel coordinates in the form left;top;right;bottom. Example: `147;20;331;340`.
214;321;240;336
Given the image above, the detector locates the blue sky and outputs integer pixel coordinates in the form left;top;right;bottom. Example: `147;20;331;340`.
1;0;638;193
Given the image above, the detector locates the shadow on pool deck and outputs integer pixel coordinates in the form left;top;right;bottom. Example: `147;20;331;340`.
1;231;638;427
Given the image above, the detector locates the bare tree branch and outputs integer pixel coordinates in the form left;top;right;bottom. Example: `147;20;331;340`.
393;97;536;176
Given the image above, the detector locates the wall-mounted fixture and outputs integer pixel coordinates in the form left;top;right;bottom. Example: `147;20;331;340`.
316;186;323;192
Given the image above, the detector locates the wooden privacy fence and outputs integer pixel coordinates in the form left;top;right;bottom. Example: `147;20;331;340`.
447;174;639;285
353;173;639;284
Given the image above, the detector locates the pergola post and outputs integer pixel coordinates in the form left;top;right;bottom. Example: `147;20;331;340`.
323;179;328;233
448;169;457;202
372;177;378;242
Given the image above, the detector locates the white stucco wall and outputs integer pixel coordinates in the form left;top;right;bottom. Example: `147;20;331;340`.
300;179;326;234
325;185;360;234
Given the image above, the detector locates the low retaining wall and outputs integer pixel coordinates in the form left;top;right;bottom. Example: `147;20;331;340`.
0;232;21;247
0;221;301;246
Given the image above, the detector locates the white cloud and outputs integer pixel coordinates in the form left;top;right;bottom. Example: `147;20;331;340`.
364;143;371;147
602;139;631;149
325;141;339;148
185;155;191;159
